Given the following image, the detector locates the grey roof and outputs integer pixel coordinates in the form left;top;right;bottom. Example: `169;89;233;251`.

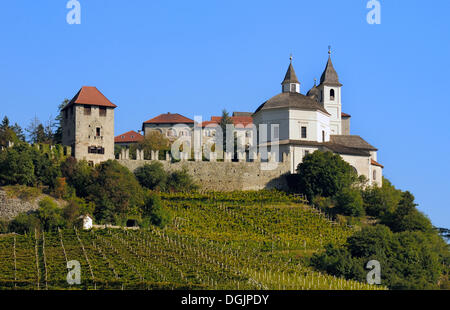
281;63;299;84
319;56;342;87
254;92;330;115
306;85;320;102
232;112;252;117
330;135;377;151
260;135;377;157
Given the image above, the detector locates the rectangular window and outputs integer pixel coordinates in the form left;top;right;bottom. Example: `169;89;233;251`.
290;84;296;92
99;107;107;117
96;128;101;137
88;146;105;154
322;130;325;142
301;126;307;139
84;105;91;115
273;126;279;139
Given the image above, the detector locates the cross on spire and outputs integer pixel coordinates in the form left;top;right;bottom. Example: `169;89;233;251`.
328;45;332;56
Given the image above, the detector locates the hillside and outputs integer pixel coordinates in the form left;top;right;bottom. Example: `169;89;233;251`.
0;192;386;290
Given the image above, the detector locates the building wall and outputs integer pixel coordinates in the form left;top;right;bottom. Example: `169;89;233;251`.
253;108;331;144
118;159;290;191
342;117;350;135
62;105;115;165
143;123;194;140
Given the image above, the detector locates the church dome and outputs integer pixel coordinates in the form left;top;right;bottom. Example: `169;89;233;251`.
307;85;320;101
254;92;329;115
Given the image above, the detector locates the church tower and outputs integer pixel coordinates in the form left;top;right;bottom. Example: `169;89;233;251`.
317;48;343;135
281;56;300;93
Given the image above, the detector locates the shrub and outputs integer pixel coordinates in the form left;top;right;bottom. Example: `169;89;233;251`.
134;162;167;190
334;188;365;217
166;168;198;192
142;193;171;228
8;213;41;234
36;197;64;231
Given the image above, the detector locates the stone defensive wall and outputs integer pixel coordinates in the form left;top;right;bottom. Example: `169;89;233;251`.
117;149;291;191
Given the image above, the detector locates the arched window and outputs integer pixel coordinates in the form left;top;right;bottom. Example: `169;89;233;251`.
373;170;377;180
330;89;335;101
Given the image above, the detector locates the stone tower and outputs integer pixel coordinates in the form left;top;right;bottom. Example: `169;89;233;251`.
62;86;117;165
317;50;343;135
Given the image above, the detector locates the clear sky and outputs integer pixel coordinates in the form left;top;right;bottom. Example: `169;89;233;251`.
0;1;448;228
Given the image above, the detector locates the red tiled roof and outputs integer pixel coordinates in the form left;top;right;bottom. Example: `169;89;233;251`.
341;112;351;118
143;113;194;124
201;116;253;128
114;130;144;143
371;159;384;168
63;86;117;110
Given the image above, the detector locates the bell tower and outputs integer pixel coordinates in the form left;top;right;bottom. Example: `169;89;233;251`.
317;47;343;135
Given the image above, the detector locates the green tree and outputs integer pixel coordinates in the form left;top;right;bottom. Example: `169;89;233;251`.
61;158;95;197
53;99;69;144
312;225;447;289
294;151;357;201
135;131;170;160
87;160;145;223
381;191;433;233
335;187;365;217
362;177;403;218
219;109;233;152
0;144;35;186
134;162;168;190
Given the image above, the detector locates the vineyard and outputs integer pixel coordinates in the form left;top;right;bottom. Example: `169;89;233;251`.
0;191;387;290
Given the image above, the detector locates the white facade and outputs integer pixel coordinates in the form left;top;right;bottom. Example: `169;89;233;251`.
253;56;383;187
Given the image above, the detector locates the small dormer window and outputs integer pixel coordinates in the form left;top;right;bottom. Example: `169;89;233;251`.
330;89;335;101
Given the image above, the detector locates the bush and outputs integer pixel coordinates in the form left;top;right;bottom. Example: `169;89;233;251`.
36;197;64;231
294;151;357;201
142;193;171;228
166;168;198;192
335;188;365;217
8;213;41;234
134;162;167;190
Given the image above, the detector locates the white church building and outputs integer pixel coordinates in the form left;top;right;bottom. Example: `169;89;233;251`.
253;52;383;186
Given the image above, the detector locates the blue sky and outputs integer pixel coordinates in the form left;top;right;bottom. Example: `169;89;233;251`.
0;1;449;227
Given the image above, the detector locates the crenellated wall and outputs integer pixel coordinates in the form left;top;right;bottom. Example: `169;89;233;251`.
117;150;291;191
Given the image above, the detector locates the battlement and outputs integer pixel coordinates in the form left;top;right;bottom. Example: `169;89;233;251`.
118;147;291;164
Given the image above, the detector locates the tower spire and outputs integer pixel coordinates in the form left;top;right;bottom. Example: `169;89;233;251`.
281;55;300;93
